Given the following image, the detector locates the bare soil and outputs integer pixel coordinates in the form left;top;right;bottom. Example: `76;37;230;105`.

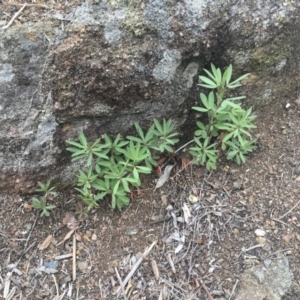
1;93;300;300
1;2;300;300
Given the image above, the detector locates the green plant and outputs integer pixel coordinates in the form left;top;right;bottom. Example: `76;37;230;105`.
67;118;179;210
66;64;257;212
190;64;256;168
32;181;56;217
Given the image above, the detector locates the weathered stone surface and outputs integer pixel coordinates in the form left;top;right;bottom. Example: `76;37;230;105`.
0;1;300;193
235;256;294;300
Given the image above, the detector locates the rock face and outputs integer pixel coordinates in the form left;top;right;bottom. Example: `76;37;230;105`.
0;0;300;193
235;256;294;300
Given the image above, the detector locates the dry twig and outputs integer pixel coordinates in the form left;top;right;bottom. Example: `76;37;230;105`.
166;253;176;273
199;278;215;300
228;279;239;300
115;267;127;300
1;3;27;30
117;241;157;297
72;234;76;281
2;2;48;9
278;198;300;220
151;260;160;280
52;274;59;299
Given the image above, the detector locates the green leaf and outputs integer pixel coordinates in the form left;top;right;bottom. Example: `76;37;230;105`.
66;140;85;149
239;152;246;163
153;118;163;133
224;96;246;101
227;150;238;160
230;73;250;85
87;153;93;166
41;210;49;217
203;68;216;81
66;148;86;155
121;178;131;192
199;76;217;88
227;83;242;89
113;180;121;195
222;64;232;85
222;132;235;143
208;91;215;109
45;205;56;210
78;133;88;147
211;64;222;85
200;93;209;109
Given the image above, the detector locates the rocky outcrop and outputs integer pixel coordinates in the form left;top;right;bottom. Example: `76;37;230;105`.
0;0;299;193
236;255;294;300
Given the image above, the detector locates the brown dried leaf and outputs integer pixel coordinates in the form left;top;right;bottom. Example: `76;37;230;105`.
161;194;168;206
75;232;82;242
181;157;191;169
63;212;79;230
155;166;162;177
194;167;205;178
155;165;175;190
38;234;53;250
156;156;168;167
57;228;77;247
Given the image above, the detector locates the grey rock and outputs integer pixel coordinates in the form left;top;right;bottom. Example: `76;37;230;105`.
236;256;294;300
0;0;300;193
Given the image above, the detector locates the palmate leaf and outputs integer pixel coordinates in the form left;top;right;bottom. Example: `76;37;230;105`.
227;73;251;88
66;140;86;149
153;118;163;133
210;64;222;85
199;75;217;88
192;106;209;113
200;93;209;109
222;64;232;86
78;132;88;147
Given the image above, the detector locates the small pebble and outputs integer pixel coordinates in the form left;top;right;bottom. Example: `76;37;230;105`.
256;236;266;244
188;194;198;204
255;229;266;237
282;235;290;244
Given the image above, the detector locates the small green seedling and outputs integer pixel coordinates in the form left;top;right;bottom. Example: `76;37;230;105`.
190;63;256;168
67;118;179;211
31;180;56;217
66;64;257;212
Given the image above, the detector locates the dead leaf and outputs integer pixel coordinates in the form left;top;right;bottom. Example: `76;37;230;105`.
181;157;191;169
161;194;168;206
175;235;185;254
155;165;175;190
75;232;82;242
182;203;191;224
63;212;79;230
57;228;77;247
155;166;162;176
194;167;205;178
39;235;53;250
156;156;168;167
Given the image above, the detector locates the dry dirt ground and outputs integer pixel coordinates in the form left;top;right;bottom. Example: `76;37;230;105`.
2;2;300;300
1;94;300;300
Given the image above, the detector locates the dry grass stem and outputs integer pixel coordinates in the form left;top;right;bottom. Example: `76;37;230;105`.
1;3;27;30
120;241;157;293
278;198;300;220
72;234;76;281
151;260;160;280
166;253;176;273
2;2;48;8
115;267;127;300
199;278;215;300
